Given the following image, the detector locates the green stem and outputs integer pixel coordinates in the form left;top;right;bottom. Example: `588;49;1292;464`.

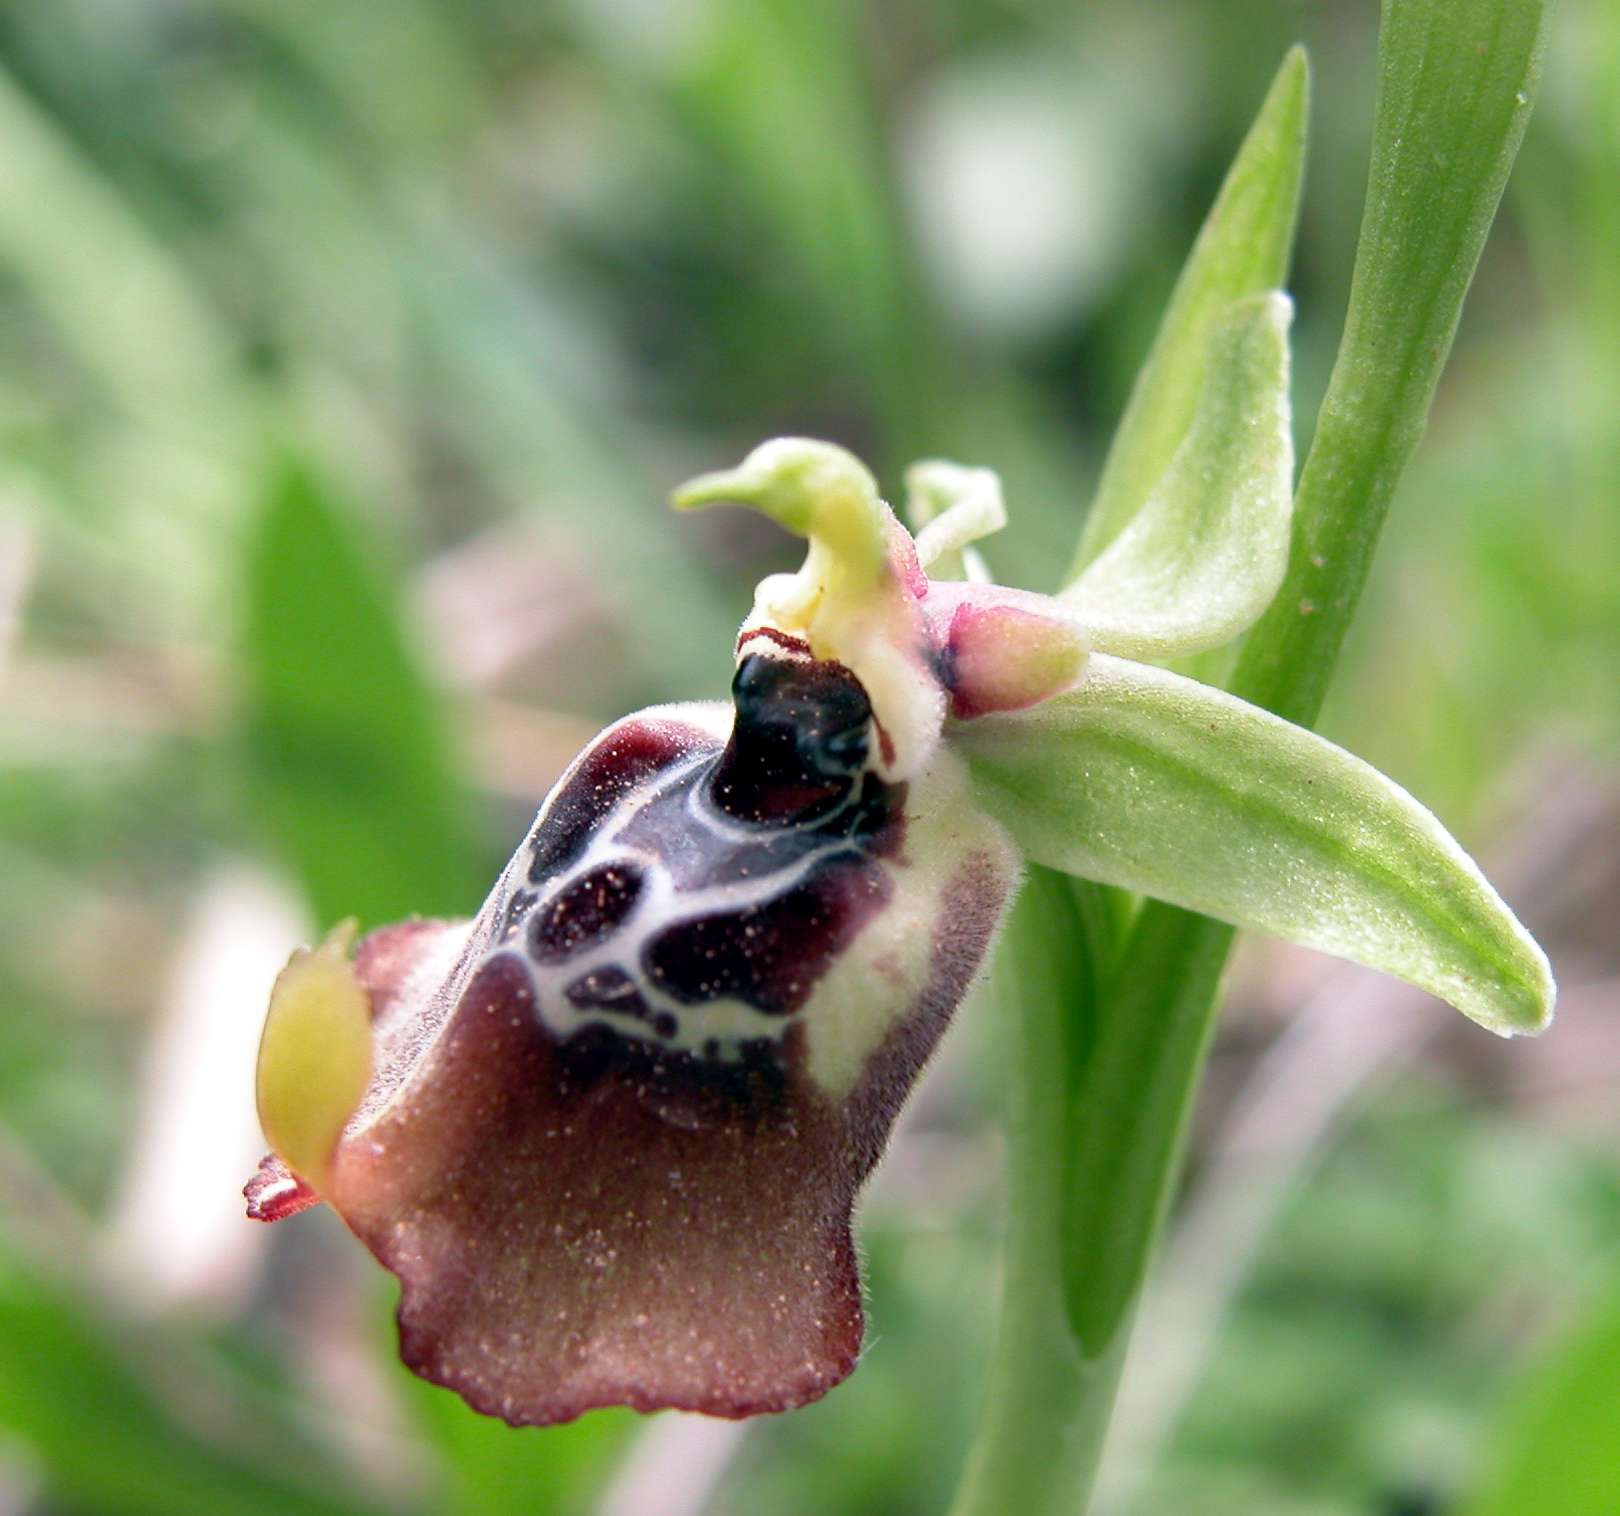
950;3;1551;1511
1234;0;1552;730
949;870;1119;1514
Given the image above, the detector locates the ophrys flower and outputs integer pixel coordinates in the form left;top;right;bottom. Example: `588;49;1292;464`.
248;406;1551;1426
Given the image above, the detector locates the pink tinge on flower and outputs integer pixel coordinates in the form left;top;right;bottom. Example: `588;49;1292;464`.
675;437;1087;783
244;1153;316;1222
921;582;1091;722
249;652;1020;1425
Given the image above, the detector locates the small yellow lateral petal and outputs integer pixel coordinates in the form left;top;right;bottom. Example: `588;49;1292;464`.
254;918;372;1194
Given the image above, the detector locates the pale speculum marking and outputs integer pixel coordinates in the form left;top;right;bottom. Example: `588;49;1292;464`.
479;650;907;1063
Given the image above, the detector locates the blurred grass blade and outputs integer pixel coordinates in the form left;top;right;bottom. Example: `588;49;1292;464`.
241;460;481;929
401;1361;638;1516
1070;47;1307;575
0;59;234;420
407;242;739;696
674;0;943;455
955;653;1553;1036
1064;293;1294;660
0;1238;391;1516
1462;1280;1620;1516
1233;0;1553;724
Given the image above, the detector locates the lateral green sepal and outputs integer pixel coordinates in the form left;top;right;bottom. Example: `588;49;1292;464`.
1064;293;1294;660
953;654;1554;1036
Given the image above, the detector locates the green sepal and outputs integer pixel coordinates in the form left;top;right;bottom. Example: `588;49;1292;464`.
953;654;1554;1036
1070;46;1308;579
1064;293;1294;660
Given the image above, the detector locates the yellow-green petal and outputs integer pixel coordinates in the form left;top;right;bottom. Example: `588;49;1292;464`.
254;919;372;1192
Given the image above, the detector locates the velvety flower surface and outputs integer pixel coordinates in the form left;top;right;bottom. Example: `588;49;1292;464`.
248;439;1089;1423
249;428;1552;1427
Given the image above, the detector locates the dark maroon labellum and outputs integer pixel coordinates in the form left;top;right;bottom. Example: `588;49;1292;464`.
249;636;1020;1428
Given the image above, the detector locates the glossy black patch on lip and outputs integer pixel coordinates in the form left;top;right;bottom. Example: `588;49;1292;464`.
614;766;902;893
710;654;874;825
515;654;907;1057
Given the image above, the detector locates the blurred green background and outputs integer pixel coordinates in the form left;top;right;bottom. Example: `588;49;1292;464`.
1;2;1616;1513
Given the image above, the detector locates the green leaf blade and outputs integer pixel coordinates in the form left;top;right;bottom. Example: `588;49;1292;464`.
240;460;483;930
1461;1279;1620;1516
401;1353;638;1516
955;654;1554;1036
0;1238;392;1516
1069;45;1308;576
1232;0;1552;726
1065;292;1295;660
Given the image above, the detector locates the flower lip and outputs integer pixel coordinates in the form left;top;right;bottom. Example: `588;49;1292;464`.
246;439;1100;1428
248;659;1022;1424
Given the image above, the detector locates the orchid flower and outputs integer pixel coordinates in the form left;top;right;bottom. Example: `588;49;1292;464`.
246;293;1551;1427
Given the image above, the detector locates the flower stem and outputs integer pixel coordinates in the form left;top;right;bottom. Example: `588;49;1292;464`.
948;869;1119;1515
951;2;1552;1511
